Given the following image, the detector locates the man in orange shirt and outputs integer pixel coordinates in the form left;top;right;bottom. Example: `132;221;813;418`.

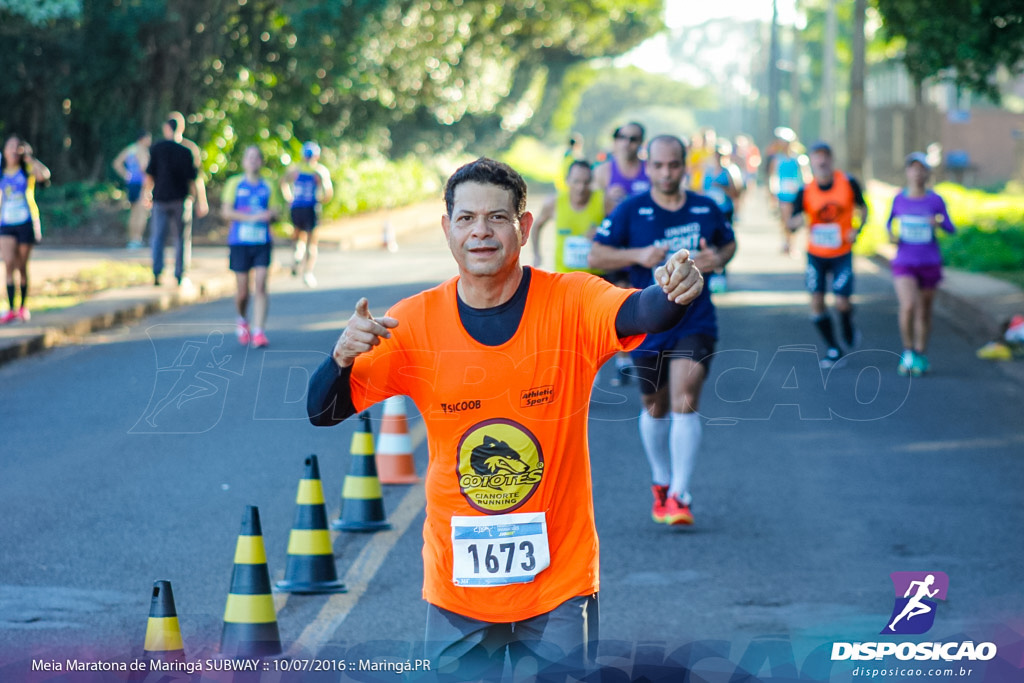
307;158;703;681
787;142;868;368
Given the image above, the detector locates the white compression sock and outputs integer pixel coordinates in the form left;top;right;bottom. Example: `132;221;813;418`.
638;410;671;486
669;412;702;503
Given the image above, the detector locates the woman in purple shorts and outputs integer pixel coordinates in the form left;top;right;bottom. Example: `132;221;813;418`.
886;153;955;376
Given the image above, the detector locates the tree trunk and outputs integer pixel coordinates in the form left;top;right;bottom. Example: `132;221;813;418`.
847;0;867;179
821;0;837;144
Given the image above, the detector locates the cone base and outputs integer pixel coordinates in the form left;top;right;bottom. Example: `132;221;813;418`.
219;622;283;658
331;518;393;532
274;579;347;594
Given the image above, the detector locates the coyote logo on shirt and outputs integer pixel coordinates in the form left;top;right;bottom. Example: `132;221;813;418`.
457;419;544;513
472;436;530;481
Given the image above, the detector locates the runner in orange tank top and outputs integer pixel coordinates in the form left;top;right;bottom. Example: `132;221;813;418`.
786;142;868;369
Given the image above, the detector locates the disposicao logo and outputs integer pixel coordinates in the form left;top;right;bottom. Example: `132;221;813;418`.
882;571;948;635
831;571;998;663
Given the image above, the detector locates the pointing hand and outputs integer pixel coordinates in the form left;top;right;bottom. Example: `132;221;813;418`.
654;249;704;306
332;298;400;368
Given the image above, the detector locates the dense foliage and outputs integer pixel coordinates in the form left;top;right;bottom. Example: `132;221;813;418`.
0;0;662;183
874;0;1024;101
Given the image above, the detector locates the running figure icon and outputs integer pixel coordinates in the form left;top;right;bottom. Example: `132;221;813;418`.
887;574;939;632
142;331;233;428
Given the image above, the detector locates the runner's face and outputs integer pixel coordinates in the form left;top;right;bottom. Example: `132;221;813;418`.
242;147;263;174
3;137;20;166
614;126;643;160
566;166;591;203
647;139;686;197
810;150;833;183
442;182;531;278
906;161;929;186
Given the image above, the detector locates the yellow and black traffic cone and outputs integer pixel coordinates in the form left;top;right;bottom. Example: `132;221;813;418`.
143;580;186;664
220;505;282;658
275;455;347;593
332;411;392;532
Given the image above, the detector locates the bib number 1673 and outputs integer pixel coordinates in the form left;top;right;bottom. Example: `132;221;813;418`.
466;540;536;575
450;512;550;587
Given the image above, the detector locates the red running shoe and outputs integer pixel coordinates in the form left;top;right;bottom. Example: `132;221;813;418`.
651;485;669;523
237;322;251;345
252;331;269;348
663;495;694;526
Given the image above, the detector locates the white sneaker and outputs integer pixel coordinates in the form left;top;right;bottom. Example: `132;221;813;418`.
303;272;318;288
897;349;915;376
820;347;842;369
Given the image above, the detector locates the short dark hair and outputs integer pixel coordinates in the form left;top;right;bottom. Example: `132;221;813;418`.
647;135;688;166
566;160;592;178
444;157;528;218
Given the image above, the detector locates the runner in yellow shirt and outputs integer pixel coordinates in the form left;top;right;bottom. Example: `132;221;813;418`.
531;160;605;273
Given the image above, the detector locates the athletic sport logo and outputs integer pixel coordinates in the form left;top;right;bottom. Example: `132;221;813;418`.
882;571;949;635
456;418;544;514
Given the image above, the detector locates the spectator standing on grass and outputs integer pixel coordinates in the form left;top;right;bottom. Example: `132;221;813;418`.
886;152;956;376
112;130;152;249
0;135;50;324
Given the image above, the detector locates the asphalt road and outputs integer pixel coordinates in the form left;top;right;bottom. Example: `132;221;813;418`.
1;192;1021;682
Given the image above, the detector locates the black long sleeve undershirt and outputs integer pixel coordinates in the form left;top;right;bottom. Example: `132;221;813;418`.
307;275;688;427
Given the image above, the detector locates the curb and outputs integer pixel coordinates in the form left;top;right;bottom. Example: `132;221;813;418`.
0;271;239;367
869;247;1024;346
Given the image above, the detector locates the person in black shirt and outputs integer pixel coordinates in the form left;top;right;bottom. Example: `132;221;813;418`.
144;112;208;286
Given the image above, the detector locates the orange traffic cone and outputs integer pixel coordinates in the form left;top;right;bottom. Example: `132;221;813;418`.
275;455;347;593
333;412;392;532
220;506;282;658
143;580;186;664
376;395;419;484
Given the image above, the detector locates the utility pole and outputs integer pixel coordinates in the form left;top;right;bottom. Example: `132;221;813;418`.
821;0;837;144
847;0;867;180
768;0;781;139
790;20;802;132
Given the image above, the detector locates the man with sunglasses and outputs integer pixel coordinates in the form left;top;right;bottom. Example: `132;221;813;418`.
592;122;649;215
592;121;651;384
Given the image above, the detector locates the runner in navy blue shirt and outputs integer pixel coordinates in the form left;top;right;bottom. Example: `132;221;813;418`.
590;135;736;527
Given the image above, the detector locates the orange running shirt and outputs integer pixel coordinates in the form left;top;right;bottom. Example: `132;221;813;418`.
803;171;856;258
349;269;642;622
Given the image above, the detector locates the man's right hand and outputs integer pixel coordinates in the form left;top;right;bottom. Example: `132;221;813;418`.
332;298;399;368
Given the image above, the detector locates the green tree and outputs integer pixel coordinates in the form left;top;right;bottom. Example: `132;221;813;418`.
0;0;664;182
570;66;714;151
875;0;1024;101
